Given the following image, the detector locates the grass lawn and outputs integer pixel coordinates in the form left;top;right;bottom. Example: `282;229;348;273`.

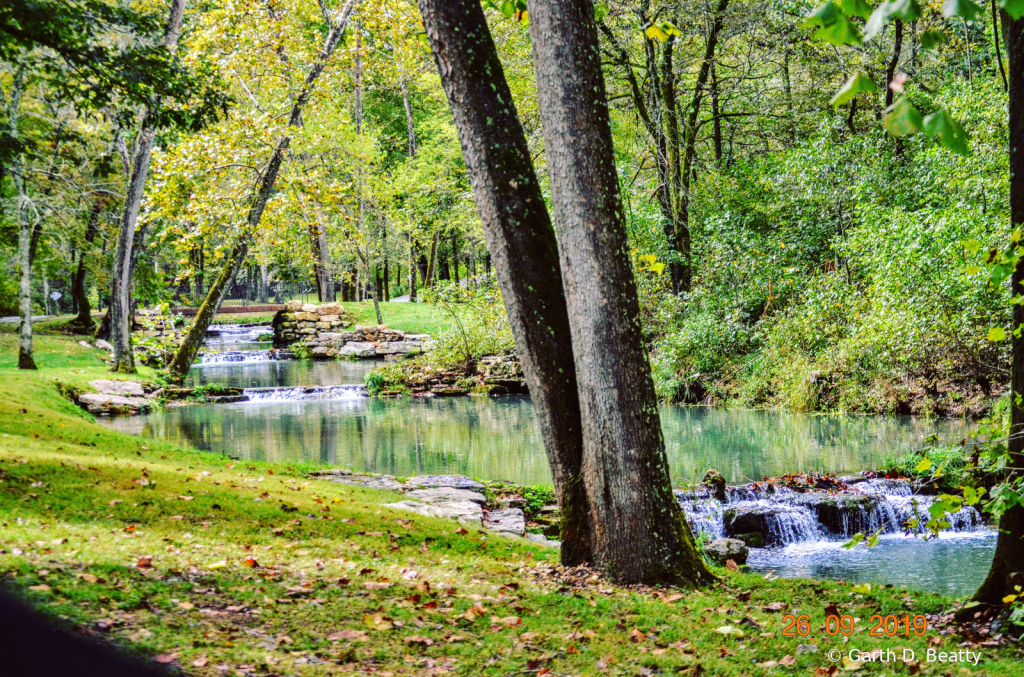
0;332;1020;676
340;301;451;336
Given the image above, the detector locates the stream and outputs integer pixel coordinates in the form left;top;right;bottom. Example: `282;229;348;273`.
99;325;997;596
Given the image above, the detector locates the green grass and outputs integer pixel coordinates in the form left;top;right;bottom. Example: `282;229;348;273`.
0;333;1021;676
340;301;450;335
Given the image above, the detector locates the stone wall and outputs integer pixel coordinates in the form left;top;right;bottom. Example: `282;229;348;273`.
272;301;431;359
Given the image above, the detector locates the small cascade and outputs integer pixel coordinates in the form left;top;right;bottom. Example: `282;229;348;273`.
242;385;366;402
204;324;273;344
677;477;985;548
197;350;294;364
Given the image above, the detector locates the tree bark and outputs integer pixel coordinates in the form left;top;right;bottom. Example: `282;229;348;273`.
528;0;714;585
6;64;35;369
167;0;358;382
72;197;103;332
401;79;417;156
711;63;723;163
109;0;187;374
425;231;439;287
417;0;593;563
973;12;1024;607
408;234;417;301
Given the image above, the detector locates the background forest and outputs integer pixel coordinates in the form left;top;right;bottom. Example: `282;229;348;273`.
1;0;1010;415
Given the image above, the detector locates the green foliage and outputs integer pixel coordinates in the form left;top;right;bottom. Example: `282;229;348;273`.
419;279;514;370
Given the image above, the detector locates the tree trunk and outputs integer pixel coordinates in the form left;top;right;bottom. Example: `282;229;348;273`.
6;65;35;369
711;63;723;163
259;263;269;303
418;0;593;563
450;231;460;285
528;0;714;586
973;12;1024;607
109;0;188;374
72;197;103;332
383;257;390;301
401;79;417;156
408;234;417;301
425;231;439;287
167;0;358;382
885;20;904;109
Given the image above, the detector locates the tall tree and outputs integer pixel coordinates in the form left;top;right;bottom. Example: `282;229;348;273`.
416;0;593;563
167;0;358;383
972;10;1024;608
108;0;187;374
529;0;713;585
5;62;35;369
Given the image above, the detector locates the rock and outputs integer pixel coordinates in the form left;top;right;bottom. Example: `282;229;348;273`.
326;475;406;492
724;504;817;546
89;379;146;397
338;342;377;358
311;468;354;477
285;300;303;311
317;302;343;316
483;508;525;536
498;497;528;509
406;475;486;494
525;533;561;548
705;538;749;565
431;387;468;397
311;346;333;358
374;341;423;356
78;340;92;348
702;469;727;502
318;332;344;341
733;532;765;548
77;393;150;415
797;644;819;655
301;303;318;313
838;474;868;485
95;339;114;351
385;500;483;524
406;488;487;505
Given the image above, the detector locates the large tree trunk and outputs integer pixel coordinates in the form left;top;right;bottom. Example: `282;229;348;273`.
408;234;417;301
417;0;593;563
973;13;1024;607
167;0;358;382
71;198;103;332
7;66;35;370
109;0;187;374
528;0;713;586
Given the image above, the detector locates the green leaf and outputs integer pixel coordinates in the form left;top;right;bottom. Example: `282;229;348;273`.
500;0;515;17
831;72;879;106
915;457;932;473
840;0;874;19
594;2;608;21
884;98;924;136
943;0;982;18
962;486;985;506
1000;0;1024;20
841;533;866;549
922;108;971;155
988;327;1006;342
803;1;864;45
920;30;947;49
851;583;872;593
890;0;923;20
865;0;921;40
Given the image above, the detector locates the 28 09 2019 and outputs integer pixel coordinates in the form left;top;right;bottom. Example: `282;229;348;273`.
782;614;928;636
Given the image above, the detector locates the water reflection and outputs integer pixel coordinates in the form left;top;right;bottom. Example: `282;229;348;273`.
101;396;969;487
185;359;380;389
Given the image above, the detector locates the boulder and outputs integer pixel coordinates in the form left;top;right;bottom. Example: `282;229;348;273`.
483;508;526;536
384;500;483;525
733;532;765;548
406;475;486;494
838;474;868;485
285;300;303;311
406;487;487;505
705;538;749;565
338;342;377;358
95;339;114;351
375;341;423;356
89;379;146;397
702;469;727;502
301;303;319;313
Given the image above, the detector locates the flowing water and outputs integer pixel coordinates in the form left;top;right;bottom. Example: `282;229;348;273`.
99;326;995;595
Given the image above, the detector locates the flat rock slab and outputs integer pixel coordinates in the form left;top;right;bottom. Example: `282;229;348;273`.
77;393;150;415
89;379;146;397
706;537;749;565
385;500;483;524
327;475;406;492
405;475;486;494
483;508;525;536
406;487;487;505
338;342;377;358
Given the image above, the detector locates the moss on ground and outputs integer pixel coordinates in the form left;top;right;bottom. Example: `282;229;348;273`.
0;332;1021;676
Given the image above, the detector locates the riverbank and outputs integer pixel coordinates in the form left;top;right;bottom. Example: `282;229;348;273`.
3;332;1022;674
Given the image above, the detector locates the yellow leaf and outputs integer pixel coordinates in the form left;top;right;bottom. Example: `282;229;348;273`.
988;327;1006;342
1003;594;1018;604
915;458;932;473
645;24;668;41
207;560;227;570
851;583;871;594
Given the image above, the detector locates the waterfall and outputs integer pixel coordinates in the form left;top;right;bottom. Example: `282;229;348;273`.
676;477;985;548
197;350;293;364
242;385;367;402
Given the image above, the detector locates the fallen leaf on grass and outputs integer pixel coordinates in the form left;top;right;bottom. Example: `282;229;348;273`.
715;625;744;637
207;560;227;570
109;500;122;506
446;634;467;643
779;655;796;666
725;559;739;571
737;591;752;602
762;602;789;613
404;635;434;646
629;628;646;642
493;616;521;627
136;556;152;568
664;593;685;603
363;614;393;631
178;496;194;501
327;629;368;641
178;602;194;610
77;573;98;584
520;631;542;641
191;656;209;668
28;584;50;593
364;581;392;590
241;556;258;568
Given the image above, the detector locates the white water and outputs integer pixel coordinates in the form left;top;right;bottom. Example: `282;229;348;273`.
198;350;292;364
242;385;367;402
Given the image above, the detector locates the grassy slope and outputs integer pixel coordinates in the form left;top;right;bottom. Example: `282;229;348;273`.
207;303;449;335
0;331;1020;676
